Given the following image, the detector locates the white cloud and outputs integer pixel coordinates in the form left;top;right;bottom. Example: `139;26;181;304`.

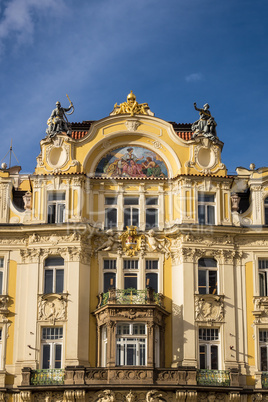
185;72;203;82
0;0;65;49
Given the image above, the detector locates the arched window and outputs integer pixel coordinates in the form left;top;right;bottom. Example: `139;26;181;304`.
198;258;218;295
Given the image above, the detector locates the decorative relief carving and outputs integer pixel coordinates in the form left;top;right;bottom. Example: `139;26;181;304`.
120;226;145;257
96;389;115;402
38;294;67;323
195;294;224;323
125;390;136;402
125;119;140;132
253;297;268;324
145;229;170;259
146;390;166;402
0;296;9;317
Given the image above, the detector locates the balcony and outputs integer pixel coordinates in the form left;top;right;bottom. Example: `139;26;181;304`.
97;288;164;308
21;367;240;389
197;369;230;386
22;368;64;386
261;372;268;389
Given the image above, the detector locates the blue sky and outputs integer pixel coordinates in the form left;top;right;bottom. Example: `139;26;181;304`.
0;0;268;174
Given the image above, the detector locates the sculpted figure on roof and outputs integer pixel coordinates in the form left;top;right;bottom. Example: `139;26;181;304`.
46;95;74;138
191;102;217;141
110;91;154;117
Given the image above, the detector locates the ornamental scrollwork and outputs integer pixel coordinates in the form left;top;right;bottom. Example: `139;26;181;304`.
195;294;224;323
146;390;166;402
38;294;67;323
96;389;115;402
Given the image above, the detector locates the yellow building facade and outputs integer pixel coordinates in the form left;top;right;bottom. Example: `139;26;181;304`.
0;93;267;400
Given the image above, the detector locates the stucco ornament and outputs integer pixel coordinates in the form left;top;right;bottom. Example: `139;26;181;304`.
38;294;67;323
95;229;119;253
195;295;224;322
96;390;115;402
146;229;171;259
119;226;145;256
125;391;136;402
146;390;166;402
191;102;217;141
46;95;74;138
110;91;154;117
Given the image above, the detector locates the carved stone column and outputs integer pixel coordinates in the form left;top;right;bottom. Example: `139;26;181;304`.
176;391;186;401
106;321;116;368
20;391;32;402
64;390;75;402
75;390;86;401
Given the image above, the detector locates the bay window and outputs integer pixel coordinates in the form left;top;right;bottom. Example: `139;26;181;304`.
116;323;146;366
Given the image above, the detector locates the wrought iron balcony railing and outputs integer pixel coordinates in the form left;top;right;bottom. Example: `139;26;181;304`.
98;288;164;308
197;369;230;386
30;369;64;385
261;372;268;388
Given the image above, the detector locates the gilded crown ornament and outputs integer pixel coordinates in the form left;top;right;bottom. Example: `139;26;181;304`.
110;91;154;117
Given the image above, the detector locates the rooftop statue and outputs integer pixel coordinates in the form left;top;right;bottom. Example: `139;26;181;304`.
46;94;74;138
191;102;217;141
110;90;154;117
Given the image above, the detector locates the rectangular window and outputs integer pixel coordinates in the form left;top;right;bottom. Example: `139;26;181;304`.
198;193;215;225
199;328;219;370
260;330;268;371
116;323;146;366
145;197;159;229
105;197;117;229
265;198;268;225
103;259;117;292
41;327;63;369
123;260;138;270
259;260;268;296
44;257;64;294
124;197;139;228
47;192;66;224
198;258;218;295
124;273;137;290
145;260;158;292
0;258;4;295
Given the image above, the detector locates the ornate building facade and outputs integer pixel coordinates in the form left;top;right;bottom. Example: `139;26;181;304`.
0;93;266;400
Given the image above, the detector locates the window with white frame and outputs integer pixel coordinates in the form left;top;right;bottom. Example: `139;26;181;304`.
101;325;108;366
103;259;116;293
198;258;218;295
198;193;215;225
41;327;63;369
116;323;146;366
265;198;268;225
145;260;158;292
124;260;138;290
124;197;139;229
145;197;159;229
0;258;4;295
47;192;66;224
260;330;268;371
0;329;2;370
259;259;268;296
44;257;64;294
105;197;118;229
199;328;219;369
